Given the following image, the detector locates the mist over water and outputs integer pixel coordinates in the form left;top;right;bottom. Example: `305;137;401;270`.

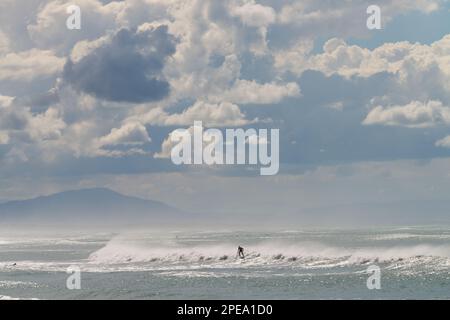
0;226;449;299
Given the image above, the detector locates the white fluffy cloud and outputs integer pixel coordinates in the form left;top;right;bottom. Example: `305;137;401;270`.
0;49;65;81
97;122;151;147
273;40;314;72
27;107;66;141
139;101;255;127
0;103;65;142
363;100;450;128
435;135;450;148
0;95;14;108
0;101;68;163
278;35;450;82
0;0;449;170
277;0;440;35
215;80;300;105
28;0;122;53
231;2;276;27
275;34;450;112
0;130;9;144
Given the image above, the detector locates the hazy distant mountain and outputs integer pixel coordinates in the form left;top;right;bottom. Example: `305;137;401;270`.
0;188;186;226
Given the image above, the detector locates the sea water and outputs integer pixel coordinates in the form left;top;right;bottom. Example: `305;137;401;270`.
0;227;449;299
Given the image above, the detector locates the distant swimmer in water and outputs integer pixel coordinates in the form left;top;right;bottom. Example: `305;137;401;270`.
237;246;245;259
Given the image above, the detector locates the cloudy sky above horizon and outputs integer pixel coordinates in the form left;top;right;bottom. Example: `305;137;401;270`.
1;0;450;222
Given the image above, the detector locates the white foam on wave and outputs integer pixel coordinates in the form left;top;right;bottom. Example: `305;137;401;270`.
3;232;450;273
370;233;450;241
88;236;450;270
88;236;239;264
347;244;450;263
0;239;13;245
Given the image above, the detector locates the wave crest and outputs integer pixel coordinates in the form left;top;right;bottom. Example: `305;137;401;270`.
88;237;450;269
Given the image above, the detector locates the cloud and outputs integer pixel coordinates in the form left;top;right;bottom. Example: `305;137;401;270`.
0;0;449;192
0;0;51;52
273;40;314;71
276;0;441;38
63;26;176;103
26;108;66;141
275;34;450;116
0;101;68;164
28;0;122;54
0;104;65;142
114;0;170;29
0;131;9;145
363;100;450;128
215;79;300;105
0;95;14;108
0;103;29;132
0;30;9;54
276;35;450;91
140;100;256;127
435;135;450;148
278;38;413;78
0;49;65;82
97;122;151;147
231;2;276;28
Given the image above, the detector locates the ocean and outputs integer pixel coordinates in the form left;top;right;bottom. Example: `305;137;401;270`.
0;227;449;300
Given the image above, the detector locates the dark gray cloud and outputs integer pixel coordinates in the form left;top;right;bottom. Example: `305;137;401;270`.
63;26;176;103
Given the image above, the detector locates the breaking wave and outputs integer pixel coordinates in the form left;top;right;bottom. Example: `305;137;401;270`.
369;233;450;241
88;237;450;270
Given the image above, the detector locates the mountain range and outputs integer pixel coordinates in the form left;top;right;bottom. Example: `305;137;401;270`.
0;188;186;226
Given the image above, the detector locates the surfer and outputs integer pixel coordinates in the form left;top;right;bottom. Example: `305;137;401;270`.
237;246;245;259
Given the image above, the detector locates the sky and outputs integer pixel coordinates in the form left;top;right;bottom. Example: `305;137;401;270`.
0;0;449;224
